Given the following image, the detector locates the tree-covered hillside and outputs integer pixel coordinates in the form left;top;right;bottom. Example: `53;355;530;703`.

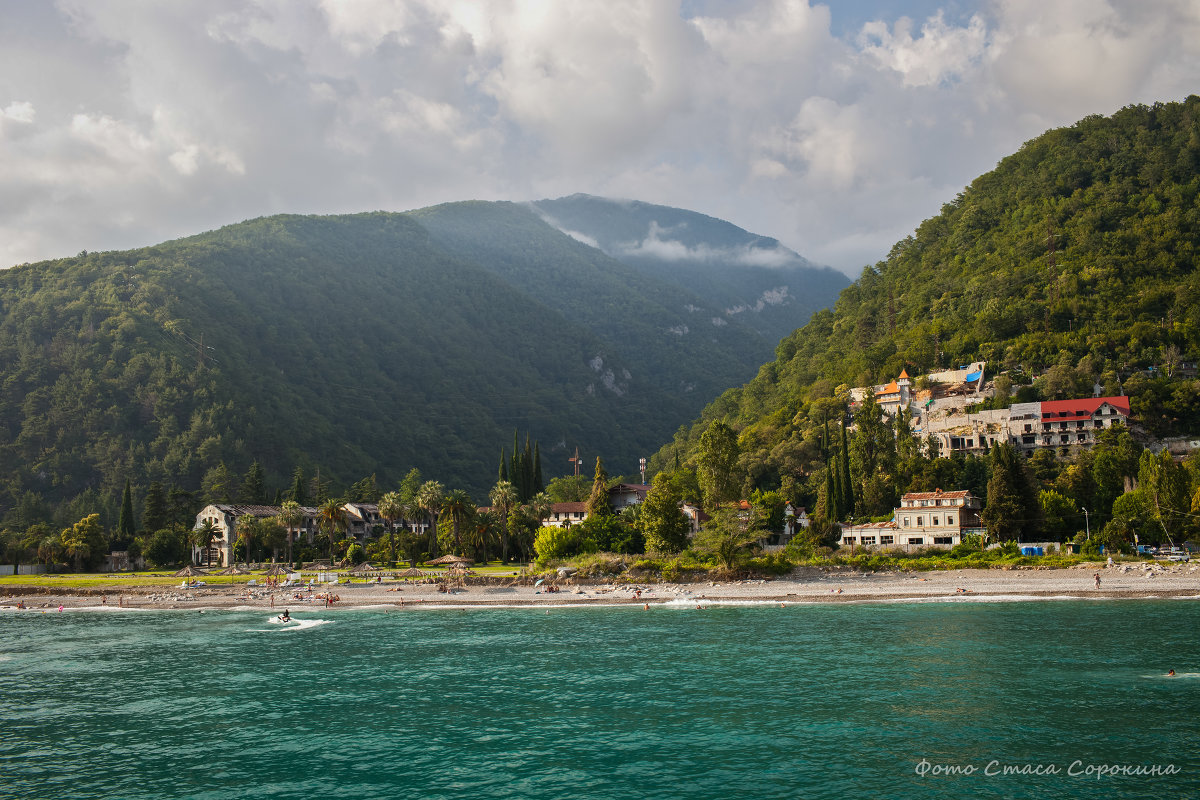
532;194;849;343
411;201;770;402
0;193;847;528
653;98;1200;523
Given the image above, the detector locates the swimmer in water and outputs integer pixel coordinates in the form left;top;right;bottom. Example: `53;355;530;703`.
1168;669;1176;677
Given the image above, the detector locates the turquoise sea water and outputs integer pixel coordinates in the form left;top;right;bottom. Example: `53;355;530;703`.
1;599;1197;800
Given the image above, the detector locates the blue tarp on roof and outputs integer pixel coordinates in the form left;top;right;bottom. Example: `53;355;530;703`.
965;370;982;383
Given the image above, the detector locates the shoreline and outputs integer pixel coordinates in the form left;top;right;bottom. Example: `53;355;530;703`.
4;563;1198;611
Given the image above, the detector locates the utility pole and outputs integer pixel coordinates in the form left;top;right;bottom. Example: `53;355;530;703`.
639;457;647;485
1081;507;1090;540
568;447;581;477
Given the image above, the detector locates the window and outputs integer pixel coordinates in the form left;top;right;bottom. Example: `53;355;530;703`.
908;537;924;546
903;517;910;527
843;536;857;544
1060;435;1069;444
861;536;876;545
932;517;940;526
880;536;894;545
934;536;953;545
947;516;955;526
916;517;924;526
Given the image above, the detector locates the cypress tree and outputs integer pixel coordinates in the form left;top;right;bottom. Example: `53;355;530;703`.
839;421;854;516
288;467;307;506
586;457;613;517
499;448;508;483
533;441;544;494
240;461;267;504
117;479;136;542
143;481;168;533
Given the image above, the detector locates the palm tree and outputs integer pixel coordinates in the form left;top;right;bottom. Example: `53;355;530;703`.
468;509;499;563
37;531;63;566
236;514;260;565
416;481;445;560
192;520;220;566
528;491;553;528
489;480;518;564
442;489;474;555
377;490;404;564
277;500;304;567
317;498;349;562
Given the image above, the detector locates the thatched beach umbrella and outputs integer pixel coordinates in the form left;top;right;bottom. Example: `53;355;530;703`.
348;561;378;575
426;554;473;566
397;567;426;578
304;561;333;571
217;565;250;576
173;565;209;577
263;564;291;577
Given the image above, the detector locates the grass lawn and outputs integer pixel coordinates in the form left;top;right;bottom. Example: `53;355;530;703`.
0;561;530;590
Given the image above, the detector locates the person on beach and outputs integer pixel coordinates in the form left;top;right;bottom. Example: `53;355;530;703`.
1094;572;1101;589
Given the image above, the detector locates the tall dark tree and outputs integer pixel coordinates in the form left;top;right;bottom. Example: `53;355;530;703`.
240;461;267;505
142;481;168;533
982;443;1042;542
839;421;854;518
533;441;544;494
586;457;613;518
349;474;380;503
116;479;136;544
498;448;508;483
288;467;307;506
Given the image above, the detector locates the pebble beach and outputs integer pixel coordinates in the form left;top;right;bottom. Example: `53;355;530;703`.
5;561;1200;611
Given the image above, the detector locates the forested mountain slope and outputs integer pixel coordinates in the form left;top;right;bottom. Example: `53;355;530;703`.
0;196;840;523
532;194;848;343
654;97;1200;491
410;200;770;401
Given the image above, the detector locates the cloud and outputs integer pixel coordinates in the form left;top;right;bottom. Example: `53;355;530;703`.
0;0;1197;274
614;221;802;267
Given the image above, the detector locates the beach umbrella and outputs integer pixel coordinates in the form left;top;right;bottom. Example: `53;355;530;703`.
426;554;474;566
263;564;291;577
534;578;545;588
217;565;250;576
173;565;209;577
348;562;378;575
397;567;426;578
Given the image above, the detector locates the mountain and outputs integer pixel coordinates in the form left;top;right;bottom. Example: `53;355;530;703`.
654;97;1200;494
532;194;848;343
0;199;836;519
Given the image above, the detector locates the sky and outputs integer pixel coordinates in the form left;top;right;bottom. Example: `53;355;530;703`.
1;1;1199;276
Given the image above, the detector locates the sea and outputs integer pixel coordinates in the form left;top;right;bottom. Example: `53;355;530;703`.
1;598;1196;800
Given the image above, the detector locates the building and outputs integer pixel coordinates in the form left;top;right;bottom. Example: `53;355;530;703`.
1010;396;1131;453
838;489;983;551
893;489;983;548
192;504;317;567
609;483;651;511
193;501;427;566
545;502;588;527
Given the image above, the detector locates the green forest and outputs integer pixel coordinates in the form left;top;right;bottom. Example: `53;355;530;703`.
650;97;1200;548
0;201;821;541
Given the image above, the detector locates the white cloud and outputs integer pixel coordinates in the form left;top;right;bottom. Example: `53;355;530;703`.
859;12;987;87
614;221;802;267
0;0;1198;274
1;101;36;124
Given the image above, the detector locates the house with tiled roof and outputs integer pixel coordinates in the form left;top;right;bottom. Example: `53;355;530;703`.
839;489;983;551
1009;396;1130;453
